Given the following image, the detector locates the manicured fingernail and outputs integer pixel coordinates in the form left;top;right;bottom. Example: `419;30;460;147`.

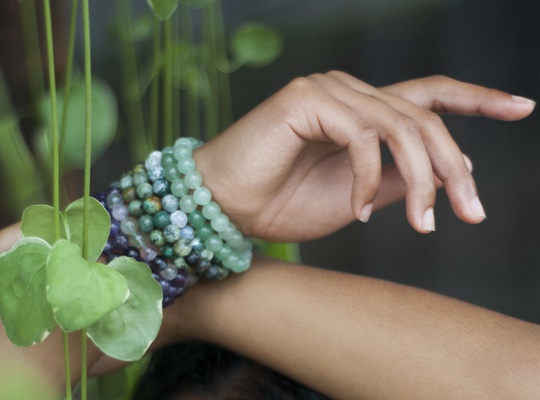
422;208;435;232
359;202;373;223
470;196;486;219
511;95;536;108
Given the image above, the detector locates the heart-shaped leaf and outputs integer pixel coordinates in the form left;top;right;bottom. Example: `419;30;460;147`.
21;204;69;245
46;240;129;332
0;237;56;346
230;24;283;68
146;0;179;20
87;257;163;361
65;197;110;263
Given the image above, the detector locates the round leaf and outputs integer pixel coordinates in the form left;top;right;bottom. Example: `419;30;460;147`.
38;79;118;169
21;204;69;245
230;24;283;68
46;240;129;332
65;197;110;263
0;237;56;346
146;0;179;20
87;257;163;361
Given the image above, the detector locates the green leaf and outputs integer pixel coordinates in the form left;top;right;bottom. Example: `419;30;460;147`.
65;197;110;263
37;79;118;169
46;240;129;332
146;0;179;20
87;257;163;361
0;237;56;346
21;204;69;245
230;24;283;68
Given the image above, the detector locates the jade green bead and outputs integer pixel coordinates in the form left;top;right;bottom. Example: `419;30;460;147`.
216;244;232;261
128;200;145;217
188;210;206;229
177;158;195;174
206;235;223;253
193;186;211;205
153;210;171;229
163;224;181;243
162;146;174;155
179;195;197;213
184;171;203;189
164;166;180;181
139;215;154;233
197;224;213;241
161;153;177;169
223;253;240;270
211;214;229;232
150;230;166;247
175;137;192;147
132;172;148;187
136;182;153;199
173;144;192;160
202;202;220;220
143;195;162;215
171;180;189;197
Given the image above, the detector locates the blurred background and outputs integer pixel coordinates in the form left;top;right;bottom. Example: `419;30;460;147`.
1;0;539;326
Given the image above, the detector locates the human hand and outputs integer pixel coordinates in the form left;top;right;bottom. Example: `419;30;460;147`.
194;72;535;241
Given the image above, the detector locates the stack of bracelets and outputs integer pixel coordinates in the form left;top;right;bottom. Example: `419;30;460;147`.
93;137;253;307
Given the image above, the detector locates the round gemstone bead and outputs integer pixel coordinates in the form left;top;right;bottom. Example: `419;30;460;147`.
177;158;196;174
123;246;141;261
128;200;145;217
194;259;211;274
152;256;168;272
161;244;175;259
150;230;166;247
162;296;174;307
106;192;124;209
180;225;195;240
219;223;237;241
136;182;153;199
112;205;129;221
171;269;188;287
205;265;220;280
173;144;192;160
173;239;192;257
103;240;113;254
106;186;121;196
107;252;122;263
120;217;139;236
179;195;197;213
184;171;203;189
160;265;178;281
227;231;244;248
193;186;211;205
140;246;158;262
122;187;136;203
173;256;189;269
185;250;200;266
119;174;133;189
162;194;179;213
202;202;220;220
197;224;213;241
201;249;214;260
190;237;204;252
170;180;189;197
110;219;120;236
145;151;162;170
163;166;180;181
153;179;170;197
132;172;148;187
163;224;181;243
216;245;233;262
205;235;223;253
211;214;229;232
170;210;188;227
113;233;129;250
94;191;106;203
153;211;171;229
147;166;164;183
143;196;162;215
139;215;154;233
161;153;177;169
188;210;206;229
162;146;174;155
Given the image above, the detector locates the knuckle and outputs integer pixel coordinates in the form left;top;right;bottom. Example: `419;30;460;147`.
420;110;444;130
394;114;421;137
285;77;317;96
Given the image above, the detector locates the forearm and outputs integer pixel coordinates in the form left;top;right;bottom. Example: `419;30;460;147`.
170;256;540;400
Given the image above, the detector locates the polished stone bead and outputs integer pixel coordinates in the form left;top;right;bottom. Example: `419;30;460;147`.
188;210;205;229
216;244;232;262
123;246;141;261
190;237;204;252
173;144;192;160
132;172;148;187
161;153;177;169
185;250;200;266
161;244;175;259
173;256;189;269
173;239;192;257
162;296;174;307
218;223;237;241
194;259;211;274
164;166;180;181
193;186;211;206
162;146;174;155
184;171;203;189
171;269;188;288
177;158;196;174
163;224;181;243
136;182;153;199
120;217;139;236
170;180;189;197
170;210;188;227
148;166;165;183
113;233;129;250
153;179;170;197
140;245;158;262
119;174;133;189
174;137;192;147
110;219;120;236
106;186;122;196
143;196;162;215
94;191;106;203
201;249;214;260
179;195;197;213
202;202;220;220
197;224;213;241
217;267;230;280
211;214;229;232
160;264;178;281
153;210;171;229
180;225;195;240
145;151;162;170
106;191;124;209
139;214;154;233
112;204;129;221
162;194;179;213
205;235;223;253
227;231;244;248
133;164;146;175
152;256;168;272
103;239;113;254
150;230;166;247
107;252;122;263
205;265;220;280
122;187;136;203
128;200;145;217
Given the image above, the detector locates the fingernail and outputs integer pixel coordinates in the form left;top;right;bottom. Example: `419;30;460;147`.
511;95;536;108
359;202;373;223
422;208;435;232
470;196;486;219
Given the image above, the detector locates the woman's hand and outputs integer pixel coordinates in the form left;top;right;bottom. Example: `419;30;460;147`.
195;73;535;241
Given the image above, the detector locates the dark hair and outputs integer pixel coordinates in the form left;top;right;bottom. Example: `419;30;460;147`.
133;342;332;400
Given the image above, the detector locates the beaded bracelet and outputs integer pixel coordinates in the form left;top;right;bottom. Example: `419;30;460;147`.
94;137;253;307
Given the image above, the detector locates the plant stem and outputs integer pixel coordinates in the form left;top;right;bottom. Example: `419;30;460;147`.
81;328;88;400
214;0;234;129
59;0;79;179
150;18;161;149
163;18;173;147
202;4;219;138
82;0;92;262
